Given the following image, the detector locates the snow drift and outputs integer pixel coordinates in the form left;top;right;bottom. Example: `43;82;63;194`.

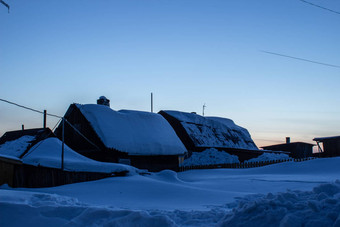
1;181;340;226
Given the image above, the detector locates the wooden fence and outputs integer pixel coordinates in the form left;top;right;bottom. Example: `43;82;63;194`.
178;157;316;172
0;159;128;188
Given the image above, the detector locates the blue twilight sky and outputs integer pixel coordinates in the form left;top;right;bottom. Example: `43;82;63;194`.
0;0;339;147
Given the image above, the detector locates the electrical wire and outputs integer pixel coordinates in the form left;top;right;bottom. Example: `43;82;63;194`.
0;98;63;118
299;0;340;15
261;50;340;69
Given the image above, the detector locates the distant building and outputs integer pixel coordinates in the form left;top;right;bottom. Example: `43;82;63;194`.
313;136;340;157
261;138;314;159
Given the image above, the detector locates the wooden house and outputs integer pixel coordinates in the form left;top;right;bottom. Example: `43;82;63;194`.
159;110;263;162
313;136;340;157
54;103;187;171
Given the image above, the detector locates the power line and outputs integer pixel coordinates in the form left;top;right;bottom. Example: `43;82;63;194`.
299;0;340;15
261;50;340;69
0;0;10;13
0;98;62;118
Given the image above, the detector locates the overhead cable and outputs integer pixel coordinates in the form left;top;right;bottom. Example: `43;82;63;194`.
261;50;340;69
0;98;62;118
299;0;340;15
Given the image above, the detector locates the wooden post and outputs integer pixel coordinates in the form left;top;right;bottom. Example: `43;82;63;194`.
43;110;47;128
22;124;24;131
151;92;153;113
61;118;65;170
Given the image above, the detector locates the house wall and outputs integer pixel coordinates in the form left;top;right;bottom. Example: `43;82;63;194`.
0;161;14;186
322;139;340;157
55;105;105;153
130;155;180;172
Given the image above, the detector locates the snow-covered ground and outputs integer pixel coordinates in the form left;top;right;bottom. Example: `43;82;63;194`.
1;157;340;226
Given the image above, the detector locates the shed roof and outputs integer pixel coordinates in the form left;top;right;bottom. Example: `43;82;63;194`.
313;136;340;142
160;110;258;150
75;104;187;156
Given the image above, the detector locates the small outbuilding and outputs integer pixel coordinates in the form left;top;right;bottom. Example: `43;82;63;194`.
313;136;340;157
261;139;314;159
54;103;188;171
0;133;133;188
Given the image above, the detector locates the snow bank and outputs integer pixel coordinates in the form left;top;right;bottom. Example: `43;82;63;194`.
245;152;291;163
181;148;239;167
22;138;136;174
1;157;340;226
77;104;187;156
1;181;340;226
163;111;258;150
219;181;340;227
0;135;35;158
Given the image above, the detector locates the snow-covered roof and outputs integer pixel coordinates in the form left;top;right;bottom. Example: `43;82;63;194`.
0;135;35;158
0;136;135;174
313;136;340;142
161;110;258;150
76;104;187;156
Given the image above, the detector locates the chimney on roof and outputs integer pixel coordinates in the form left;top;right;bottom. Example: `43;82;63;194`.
286;137;290;144
97;96;110;107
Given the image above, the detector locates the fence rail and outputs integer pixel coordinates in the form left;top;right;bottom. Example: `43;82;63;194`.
178;157;316;172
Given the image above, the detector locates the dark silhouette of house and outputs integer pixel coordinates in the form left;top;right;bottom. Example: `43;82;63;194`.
261;138;314;159
159;110;263;162
54;103;187;171
313;136;340;157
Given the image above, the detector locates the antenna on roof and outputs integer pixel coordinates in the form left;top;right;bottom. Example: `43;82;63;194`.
202;103;206;116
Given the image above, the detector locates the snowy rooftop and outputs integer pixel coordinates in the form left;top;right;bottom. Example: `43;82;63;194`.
162;110;258;150
76;104;187;156
313;135;340;142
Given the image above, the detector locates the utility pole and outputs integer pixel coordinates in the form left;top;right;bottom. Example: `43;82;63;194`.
151;92;153;113
43;110;47;128
202;103;206;116
61;118;65;170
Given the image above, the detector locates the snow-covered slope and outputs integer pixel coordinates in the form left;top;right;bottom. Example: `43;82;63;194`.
1;158;340;226
163;111;258;150
77;104;187;156
0;136;135;174
22;138;135;174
